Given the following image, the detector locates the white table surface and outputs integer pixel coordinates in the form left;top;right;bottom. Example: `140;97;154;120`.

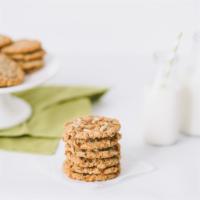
0;1;200;199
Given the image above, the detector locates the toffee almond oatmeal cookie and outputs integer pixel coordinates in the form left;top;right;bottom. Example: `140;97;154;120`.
0;54;24;87
64;116;121;140
2;39;41;54
18;60;44;73
10;49;46;61
0;35;12;49
66;144;120;159
65;160;120;175
63;116;122;182
64;133;121;150
64;167;120;182
67;155;120;169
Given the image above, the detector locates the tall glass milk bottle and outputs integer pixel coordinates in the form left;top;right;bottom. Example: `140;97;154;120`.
143;52;180;146
181;32;200;136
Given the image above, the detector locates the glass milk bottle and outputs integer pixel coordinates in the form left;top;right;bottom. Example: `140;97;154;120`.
142;51;180;146
181;32;200;136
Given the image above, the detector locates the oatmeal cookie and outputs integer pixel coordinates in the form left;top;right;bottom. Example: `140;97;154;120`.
64;165;120;182
10;49;45;61
64;116;121;140
0;35;12;49
18;59;44;72
2;39;41;54
65;160;120;175
66;144;120;159
67;156;120;169
0;54;24;87
64;133;121;150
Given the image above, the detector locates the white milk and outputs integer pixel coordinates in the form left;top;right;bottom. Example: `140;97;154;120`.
181;76;200;136
143;34;182;145
181;32;200;136
143;86;179;145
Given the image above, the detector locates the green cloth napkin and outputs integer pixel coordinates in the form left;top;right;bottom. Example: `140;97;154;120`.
0;86;107;154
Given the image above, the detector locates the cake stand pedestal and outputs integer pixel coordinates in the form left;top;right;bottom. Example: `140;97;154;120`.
0;94;32;129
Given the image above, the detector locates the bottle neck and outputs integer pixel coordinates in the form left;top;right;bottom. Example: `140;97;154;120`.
153;51;179;89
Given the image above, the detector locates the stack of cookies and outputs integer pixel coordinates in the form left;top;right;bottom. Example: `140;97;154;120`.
1;39;45;73
0;34;46;87
63;116;121;182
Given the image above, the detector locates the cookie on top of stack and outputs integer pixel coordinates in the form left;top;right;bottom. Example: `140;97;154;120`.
2;39;45;73
63;116;122;182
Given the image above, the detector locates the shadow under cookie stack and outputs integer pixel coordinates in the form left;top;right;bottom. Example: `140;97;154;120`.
63;116;121;182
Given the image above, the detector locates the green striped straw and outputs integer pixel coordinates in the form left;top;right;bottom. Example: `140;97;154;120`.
161;32;183;87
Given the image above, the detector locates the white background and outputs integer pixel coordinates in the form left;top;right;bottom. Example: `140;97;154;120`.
0;0;200;199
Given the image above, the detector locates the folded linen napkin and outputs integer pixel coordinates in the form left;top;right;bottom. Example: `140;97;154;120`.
0;86;107;154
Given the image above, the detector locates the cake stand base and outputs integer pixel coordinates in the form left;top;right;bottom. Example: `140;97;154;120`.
0;94;32;129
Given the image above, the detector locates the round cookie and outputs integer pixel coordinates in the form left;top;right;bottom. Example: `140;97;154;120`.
64;116;121;140
2;39;41;54
65;133;121;150
0;54;24;87
65;161;120;175
66;144;120;159
0;35;12;48
64;165;120;182
67;156;120;169
18;59;44;72
10;50;46;61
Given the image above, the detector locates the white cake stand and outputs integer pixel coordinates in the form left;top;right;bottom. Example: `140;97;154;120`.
0;56;59;129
